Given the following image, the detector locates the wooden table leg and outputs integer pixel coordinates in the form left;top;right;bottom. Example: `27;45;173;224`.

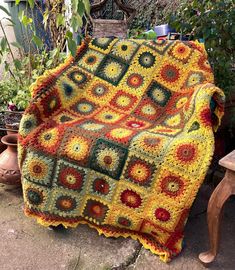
199;170;235;264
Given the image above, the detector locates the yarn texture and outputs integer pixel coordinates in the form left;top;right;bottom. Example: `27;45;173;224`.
19;38;225;262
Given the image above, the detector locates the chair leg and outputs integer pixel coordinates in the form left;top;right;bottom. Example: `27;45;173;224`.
199;172;232;265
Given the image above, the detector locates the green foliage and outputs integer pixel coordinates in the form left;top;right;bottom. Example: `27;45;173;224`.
169;0;235;96
0;0;90;111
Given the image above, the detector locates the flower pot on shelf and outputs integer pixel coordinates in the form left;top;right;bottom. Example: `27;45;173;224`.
3;111;23;134
0;134;21;186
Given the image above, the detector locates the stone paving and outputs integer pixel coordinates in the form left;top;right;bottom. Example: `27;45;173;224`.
0;184;235;270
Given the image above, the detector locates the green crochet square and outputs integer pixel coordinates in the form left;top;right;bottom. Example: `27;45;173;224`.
95;55;129;86
90;139;128;180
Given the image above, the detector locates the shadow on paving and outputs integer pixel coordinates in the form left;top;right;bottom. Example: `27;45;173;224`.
0;184;234;270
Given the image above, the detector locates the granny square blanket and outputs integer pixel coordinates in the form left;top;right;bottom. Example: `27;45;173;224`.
18;38;225;262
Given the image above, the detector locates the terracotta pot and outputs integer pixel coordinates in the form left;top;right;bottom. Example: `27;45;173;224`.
0;134;21;186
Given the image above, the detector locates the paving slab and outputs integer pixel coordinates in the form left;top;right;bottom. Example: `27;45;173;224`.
0;184;235;270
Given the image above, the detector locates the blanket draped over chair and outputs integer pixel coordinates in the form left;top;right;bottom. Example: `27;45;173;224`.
18;38;225;262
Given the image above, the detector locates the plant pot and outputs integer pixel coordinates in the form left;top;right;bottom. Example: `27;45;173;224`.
3;111;23;134
5;123;19;134
0;134;21;186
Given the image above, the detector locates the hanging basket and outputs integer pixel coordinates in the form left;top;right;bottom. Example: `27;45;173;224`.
90;0;136;38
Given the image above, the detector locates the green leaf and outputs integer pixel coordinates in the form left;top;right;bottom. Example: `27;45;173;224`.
76;14;83;27
11;42;21;49
43;9;49;27
14;59;22;70
15;0;21;5
83;0;90;15
0;37;7;52
71;15;83;32
32;35;43;49
56;13;65;28
77;1;85;17
27;0;34;9
0;5;11;17
21;15;33;26
65;30;73;39
67;38;77;57
71;0;79;12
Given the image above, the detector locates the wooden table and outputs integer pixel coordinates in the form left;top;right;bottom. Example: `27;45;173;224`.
199;150;235;265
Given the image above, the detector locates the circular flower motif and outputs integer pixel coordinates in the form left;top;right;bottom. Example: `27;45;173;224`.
172;44;191;60
28;159;49;179
160;175;184;197
187;72;204;87
56;195;77;211
19;114;37;137
200;108;211;127
103;62;122;79
39;128;59;148
82;122;104;131
138;52;156;68
160;64;180;83
63;82;74;97
59;167;84;190
113;40;137;60
109;128;133;139
116;95;131;107
26;188;44;206
127;74;144;88
69;70;87;86
76;102;94;114
89;201;106;218
141;136;162;152
121;189;142;208
176;143;197;163
117;216;131;227
127;160;151;184
91;83;109;97
43;91;61;117
155;208;170;222
96;110;122;124
93;178;110;195
152;88;167;103
97;148;119;171
176;97;188;109
126;120;145;129
65;136;89;161
141;104;157;116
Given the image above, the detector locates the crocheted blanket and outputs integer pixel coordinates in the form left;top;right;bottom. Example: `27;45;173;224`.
18;38;225;262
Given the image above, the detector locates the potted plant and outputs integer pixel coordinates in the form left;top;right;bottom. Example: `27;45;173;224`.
0;0;90;185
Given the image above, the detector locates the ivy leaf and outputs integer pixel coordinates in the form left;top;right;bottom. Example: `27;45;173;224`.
27;0;34;9
0;37;7;52
14;59;22;70
0;5;11;17
65;30;73;39
32;35;43;49
71;0;79;12
56;14;65;28
71;15;83;32
67;38;77;57
77;1;85;17
83;0;90;15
